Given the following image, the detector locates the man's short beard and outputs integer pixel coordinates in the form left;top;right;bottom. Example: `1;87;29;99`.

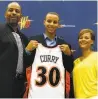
8;19;18;27
9;22;18;27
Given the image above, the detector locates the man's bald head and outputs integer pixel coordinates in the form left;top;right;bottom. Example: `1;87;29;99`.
7;2;21;11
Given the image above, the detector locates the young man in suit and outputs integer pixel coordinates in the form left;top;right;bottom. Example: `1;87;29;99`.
25;12;74;98
0;2;28;98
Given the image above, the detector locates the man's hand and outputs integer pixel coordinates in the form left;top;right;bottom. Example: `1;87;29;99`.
25;40;38;52
59;44;71;56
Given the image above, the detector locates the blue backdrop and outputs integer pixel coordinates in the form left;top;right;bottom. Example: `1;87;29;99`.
0;1;97;59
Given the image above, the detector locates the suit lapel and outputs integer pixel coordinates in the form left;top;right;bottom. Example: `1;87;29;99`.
18;31;25;49
56;37;59;45
5;24;17;46
40;34;47;47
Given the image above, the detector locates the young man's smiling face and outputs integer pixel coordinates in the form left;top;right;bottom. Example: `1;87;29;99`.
44;13;59;35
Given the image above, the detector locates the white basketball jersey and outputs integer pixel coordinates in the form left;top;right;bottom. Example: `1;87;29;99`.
28;43;65;98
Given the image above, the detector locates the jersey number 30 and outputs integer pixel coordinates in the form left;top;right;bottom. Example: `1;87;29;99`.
35;66;60;87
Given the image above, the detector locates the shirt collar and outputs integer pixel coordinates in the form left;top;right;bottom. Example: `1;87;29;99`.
43;33;57;41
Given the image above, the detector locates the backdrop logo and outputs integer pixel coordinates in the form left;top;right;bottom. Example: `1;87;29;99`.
19;16;33;30
59;24;76;28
